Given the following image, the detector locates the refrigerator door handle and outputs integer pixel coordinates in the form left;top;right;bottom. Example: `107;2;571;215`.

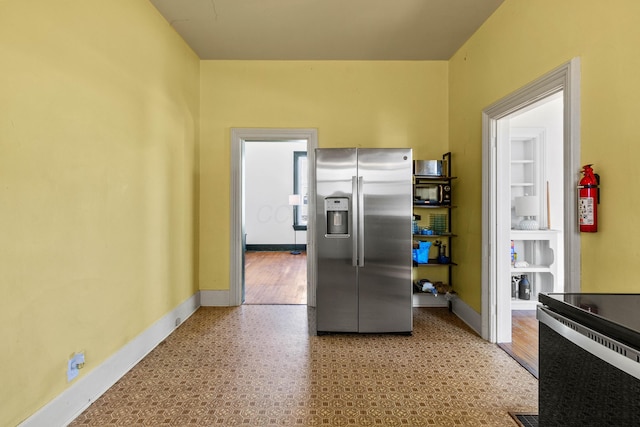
352;176;358;267
357;176;365;267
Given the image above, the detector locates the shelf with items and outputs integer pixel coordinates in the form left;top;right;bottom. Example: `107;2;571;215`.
412;278;453;308
507;131;559;310
412;220;454;265
413;177;456;207
412;293;451;308
412;209;453;235
412;152;456;308
413;233;457;239
510;229;563;310
413;204;457;208
510;132;545;227
414;261;458;267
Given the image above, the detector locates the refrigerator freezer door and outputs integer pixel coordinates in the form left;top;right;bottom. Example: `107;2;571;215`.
357;148;413;333
316;148;358;332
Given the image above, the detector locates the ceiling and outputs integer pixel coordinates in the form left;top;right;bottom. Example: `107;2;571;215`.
149;0;504;60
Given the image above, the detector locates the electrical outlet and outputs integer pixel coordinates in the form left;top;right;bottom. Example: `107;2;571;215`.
67;352;85;382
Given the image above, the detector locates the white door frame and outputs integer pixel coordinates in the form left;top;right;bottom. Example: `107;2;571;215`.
481;58;582;342
230;128;318;307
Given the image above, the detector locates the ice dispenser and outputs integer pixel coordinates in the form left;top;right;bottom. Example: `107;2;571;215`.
325;197;349;236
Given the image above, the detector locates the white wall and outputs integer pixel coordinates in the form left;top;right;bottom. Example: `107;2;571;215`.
245;140;307;245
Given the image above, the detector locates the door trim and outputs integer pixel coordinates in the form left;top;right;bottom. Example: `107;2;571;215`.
481;58;581;342
230;128;318;307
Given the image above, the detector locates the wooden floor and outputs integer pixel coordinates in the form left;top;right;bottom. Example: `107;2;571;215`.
244;250;307;304
498;310;539;377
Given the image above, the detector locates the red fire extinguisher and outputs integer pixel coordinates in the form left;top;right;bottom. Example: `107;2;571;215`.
578;164;599;232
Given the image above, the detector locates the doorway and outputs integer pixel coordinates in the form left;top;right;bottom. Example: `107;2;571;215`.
493;93;564;376
500;94;564;334
229;128;319;307
481;59;582;345
244;139;308;304
244;251;307;304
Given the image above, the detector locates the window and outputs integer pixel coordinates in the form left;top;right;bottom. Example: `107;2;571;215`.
293;151;308;230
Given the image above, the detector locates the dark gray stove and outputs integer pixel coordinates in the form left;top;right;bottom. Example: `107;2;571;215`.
538;293;640;426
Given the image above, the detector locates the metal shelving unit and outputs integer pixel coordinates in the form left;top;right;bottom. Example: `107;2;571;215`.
412;152;456;308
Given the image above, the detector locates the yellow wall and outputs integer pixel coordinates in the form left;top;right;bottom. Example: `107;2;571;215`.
0;1;200;425
199;61;449;290
449;0;640;311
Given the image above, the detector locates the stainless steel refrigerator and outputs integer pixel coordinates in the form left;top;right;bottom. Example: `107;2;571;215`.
315;148;413;334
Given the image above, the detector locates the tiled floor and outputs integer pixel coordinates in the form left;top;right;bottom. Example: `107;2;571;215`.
70;306;537;426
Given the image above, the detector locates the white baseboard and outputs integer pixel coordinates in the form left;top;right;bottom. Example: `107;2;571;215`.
451;297;482;336
200;290;232;306
20;293;200;427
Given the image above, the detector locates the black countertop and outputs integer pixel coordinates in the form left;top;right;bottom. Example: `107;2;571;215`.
539;293;640;351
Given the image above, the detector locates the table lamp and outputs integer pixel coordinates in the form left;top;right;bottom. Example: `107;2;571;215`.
515;195;539;230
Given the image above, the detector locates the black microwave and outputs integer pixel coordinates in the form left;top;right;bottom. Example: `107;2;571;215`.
414;183;451;205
